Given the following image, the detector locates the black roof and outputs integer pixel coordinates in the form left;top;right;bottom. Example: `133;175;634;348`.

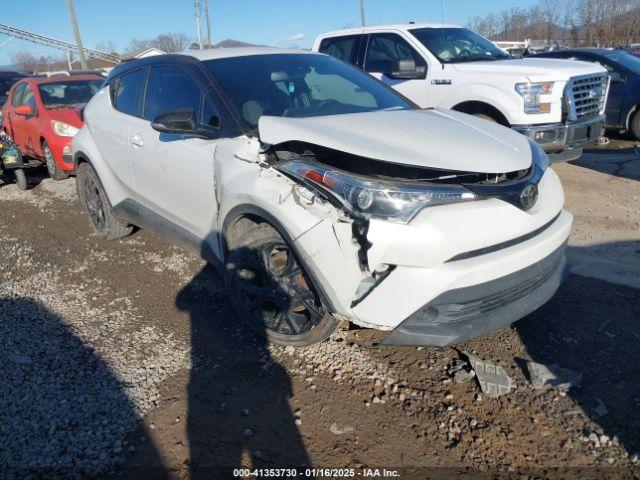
535;48;618;56
0;71;27;78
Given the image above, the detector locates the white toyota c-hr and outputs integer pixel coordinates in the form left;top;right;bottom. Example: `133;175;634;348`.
72;48;572;347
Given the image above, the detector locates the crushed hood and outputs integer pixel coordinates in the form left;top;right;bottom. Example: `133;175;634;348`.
452;58;607;81
259;108;532;173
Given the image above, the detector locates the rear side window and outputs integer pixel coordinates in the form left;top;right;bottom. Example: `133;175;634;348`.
143;65;202;121
318;35;362;65
11;82;27;106
111;68;145;116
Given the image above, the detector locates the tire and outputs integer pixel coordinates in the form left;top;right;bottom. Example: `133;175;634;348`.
43;141;69;181
224;223;337;347
630;110;640;141
76;162;132;240
13;169;28;190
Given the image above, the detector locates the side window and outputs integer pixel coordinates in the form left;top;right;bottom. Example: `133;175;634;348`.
111;68;145;117
144;65;202;121
318;35;363;65
201;95;220;128
364;33;426;74
22;85;36;111
11;83;27;106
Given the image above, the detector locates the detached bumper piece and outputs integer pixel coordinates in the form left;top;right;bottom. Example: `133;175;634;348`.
382;245;568;347
513;115;604;163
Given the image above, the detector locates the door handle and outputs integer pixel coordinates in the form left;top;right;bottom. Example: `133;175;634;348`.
130;134;144;147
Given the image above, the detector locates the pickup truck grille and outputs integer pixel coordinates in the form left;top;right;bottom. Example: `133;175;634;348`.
565;74;608;121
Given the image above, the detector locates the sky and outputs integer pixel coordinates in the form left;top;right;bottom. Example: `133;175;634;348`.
0;0;539;66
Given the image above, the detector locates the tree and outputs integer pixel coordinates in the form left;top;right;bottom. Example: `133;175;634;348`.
124;33;192;56
540;0;562;42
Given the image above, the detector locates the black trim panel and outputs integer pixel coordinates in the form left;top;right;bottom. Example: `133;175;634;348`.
446;212;561;263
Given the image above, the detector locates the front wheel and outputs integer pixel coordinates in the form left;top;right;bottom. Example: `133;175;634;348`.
13;169;28;190
224;224;337;346
76;162;132;240
43;141;69;181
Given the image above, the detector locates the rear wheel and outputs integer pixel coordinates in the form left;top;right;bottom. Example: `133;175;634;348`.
224;223;337;346
43;141;69;181
630;110;640;141
76;162;132;240
13;169;27;190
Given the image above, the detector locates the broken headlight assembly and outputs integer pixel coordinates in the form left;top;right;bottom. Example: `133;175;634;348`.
276;160;477;223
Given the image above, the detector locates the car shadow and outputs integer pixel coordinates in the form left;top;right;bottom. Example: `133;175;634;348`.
175;257;311;478
0;296;165;478
576;143;640;181
515;240;640;458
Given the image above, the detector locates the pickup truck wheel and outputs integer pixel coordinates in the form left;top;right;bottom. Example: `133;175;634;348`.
43;141;69;181
76;162;132;240
631;110;640;141
225;224;337;347
13;169;28;190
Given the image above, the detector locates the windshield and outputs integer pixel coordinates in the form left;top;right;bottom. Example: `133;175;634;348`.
203;54;413;130
0;76;25;101
38;80;103;108
605;51;640;75
409;27;510;63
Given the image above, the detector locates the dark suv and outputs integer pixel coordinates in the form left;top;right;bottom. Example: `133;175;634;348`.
534;48;640;140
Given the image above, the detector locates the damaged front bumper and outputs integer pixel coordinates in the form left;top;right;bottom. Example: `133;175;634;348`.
381;244;569;347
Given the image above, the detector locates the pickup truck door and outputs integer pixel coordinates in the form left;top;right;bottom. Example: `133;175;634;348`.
129;64;222;239
362;32;430;108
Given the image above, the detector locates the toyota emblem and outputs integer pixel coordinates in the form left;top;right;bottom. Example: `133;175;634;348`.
520;184;538;210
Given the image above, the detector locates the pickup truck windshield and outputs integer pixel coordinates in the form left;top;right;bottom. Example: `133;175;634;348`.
203;54;413;130
38;80;103;109
409;27;510;64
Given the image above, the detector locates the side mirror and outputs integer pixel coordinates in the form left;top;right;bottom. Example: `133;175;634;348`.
386;59;426;80
14;105;33;116
609;72;625;83
151;109;205;137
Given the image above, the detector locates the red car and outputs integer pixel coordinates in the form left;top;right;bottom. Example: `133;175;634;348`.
1;74;103;179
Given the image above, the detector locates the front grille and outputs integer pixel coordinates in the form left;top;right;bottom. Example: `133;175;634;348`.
565;74;608;121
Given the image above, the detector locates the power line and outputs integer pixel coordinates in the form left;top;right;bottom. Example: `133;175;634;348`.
0;23;120;63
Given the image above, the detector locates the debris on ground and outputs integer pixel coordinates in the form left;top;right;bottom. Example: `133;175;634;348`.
329;422;354;435
464;353;512;398
526;361;582;391
446;358;476;384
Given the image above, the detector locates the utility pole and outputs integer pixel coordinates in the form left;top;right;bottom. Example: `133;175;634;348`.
194;0;204;50
66;0;87;69
204;0;212;48
359;0;366;27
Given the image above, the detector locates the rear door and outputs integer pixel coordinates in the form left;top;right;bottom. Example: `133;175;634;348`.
93;67;147;190
362;32;429;107
129;63;225;237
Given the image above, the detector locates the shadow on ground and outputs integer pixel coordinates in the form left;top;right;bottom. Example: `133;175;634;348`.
0;297;164;478
516;240;640;457
577;144;640;181
176;263;311;478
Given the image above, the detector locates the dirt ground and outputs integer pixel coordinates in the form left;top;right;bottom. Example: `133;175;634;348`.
0;136;638;479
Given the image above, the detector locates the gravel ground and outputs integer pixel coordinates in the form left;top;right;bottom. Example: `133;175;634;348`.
0;138;639;479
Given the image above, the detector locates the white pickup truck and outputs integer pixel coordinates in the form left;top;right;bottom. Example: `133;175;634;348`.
313;23;609;162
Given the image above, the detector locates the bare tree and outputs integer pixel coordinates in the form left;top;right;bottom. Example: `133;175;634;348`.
95;40;118;55
540;0;562;42
11;51;57;73
154;33;191;53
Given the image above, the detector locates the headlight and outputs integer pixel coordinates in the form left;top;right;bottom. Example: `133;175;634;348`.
515;82;554;114
529;139;550;172
277;160;477;223
51;120;79;137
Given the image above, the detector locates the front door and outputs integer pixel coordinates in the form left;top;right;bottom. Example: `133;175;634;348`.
130;64;220;238
10;83;39;155
363;32;430;107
